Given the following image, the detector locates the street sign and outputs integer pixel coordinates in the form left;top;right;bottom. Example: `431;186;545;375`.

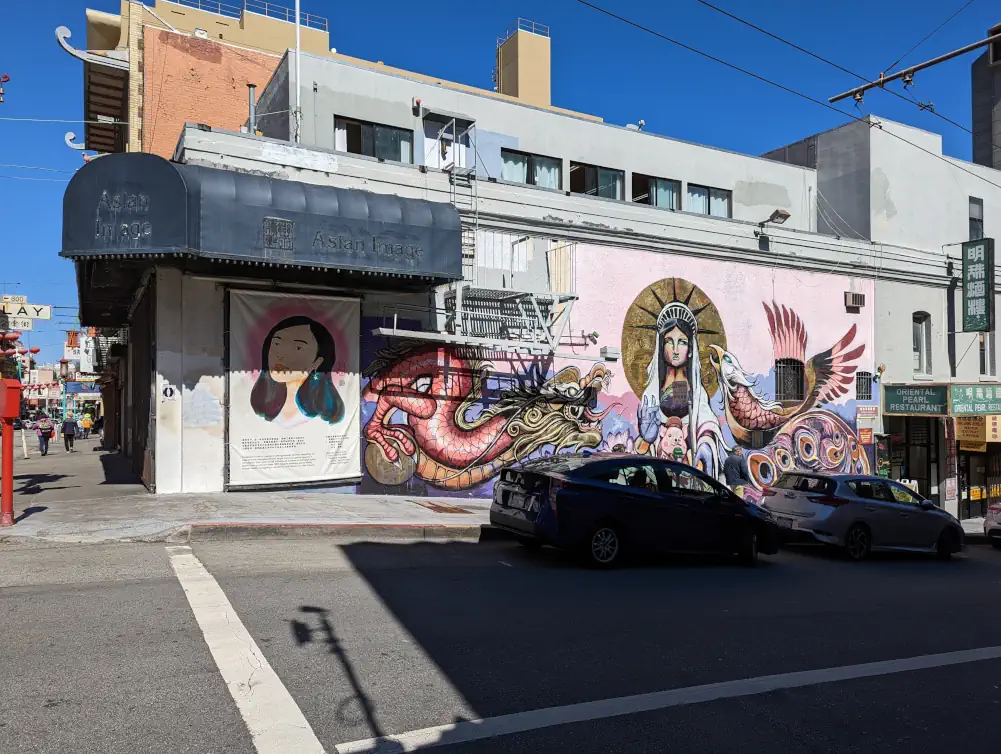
0;317;32;331
1;295;26;304
0;302;50;320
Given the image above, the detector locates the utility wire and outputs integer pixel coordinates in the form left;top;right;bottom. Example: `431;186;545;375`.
573;1;1001;194
884;0;980;74
0;163;75;174
0;174;69;183
690;0;1000;160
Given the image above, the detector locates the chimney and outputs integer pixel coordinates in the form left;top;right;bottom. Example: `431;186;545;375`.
495;19;551;108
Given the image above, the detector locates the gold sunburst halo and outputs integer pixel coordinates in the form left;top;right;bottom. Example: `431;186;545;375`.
622;278;728;399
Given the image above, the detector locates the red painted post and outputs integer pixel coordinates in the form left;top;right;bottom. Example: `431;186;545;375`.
0;418;12;527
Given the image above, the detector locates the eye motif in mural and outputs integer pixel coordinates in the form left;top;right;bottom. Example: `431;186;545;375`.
362;344;611;490
622;279;870;488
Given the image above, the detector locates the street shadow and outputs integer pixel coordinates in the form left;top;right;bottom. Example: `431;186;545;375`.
99;452;142;486
289;605;404;752
14;505;47;523
14;473;70;496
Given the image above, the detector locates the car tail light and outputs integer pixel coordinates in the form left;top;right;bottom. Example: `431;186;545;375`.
806;494;847;507
990;504;1001;515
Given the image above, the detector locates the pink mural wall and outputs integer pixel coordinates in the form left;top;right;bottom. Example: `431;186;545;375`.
359;243;876;497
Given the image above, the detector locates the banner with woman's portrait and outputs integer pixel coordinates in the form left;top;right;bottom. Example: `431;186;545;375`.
228;290;360;487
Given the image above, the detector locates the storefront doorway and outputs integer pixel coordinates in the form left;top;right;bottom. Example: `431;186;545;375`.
884;415;940;502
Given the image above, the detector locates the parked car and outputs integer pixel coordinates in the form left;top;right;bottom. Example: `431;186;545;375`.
490;452;780;567
12;418;21;430
761;473;963;561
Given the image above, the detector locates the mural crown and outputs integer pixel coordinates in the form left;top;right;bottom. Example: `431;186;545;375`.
657;302;699;334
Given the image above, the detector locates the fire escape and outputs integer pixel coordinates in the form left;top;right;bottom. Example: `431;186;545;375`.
371;106;599;359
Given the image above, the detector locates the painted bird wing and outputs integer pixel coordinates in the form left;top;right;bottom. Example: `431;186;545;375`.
805;325;865;408
763;301;807;363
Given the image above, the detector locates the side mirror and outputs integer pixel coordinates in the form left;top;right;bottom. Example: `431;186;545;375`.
919;500;936;510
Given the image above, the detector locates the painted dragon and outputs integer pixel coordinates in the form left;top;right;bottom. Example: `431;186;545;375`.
362;344;612;490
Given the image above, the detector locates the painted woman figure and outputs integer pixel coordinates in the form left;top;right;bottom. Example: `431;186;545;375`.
251;315;344;428
638;301;729;480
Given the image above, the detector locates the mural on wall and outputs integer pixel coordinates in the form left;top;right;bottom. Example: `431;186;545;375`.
359;265;873;498
362;343;611;492
620;278;870;490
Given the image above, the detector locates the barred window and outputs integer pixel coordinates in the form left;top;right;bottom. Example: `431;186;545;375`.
856;371;873;401
775;358;805;403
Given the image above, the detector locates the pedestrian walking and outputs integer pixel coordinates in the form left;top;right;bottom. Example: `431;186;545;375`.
35;414;54;456
94;415;105;446
62;412;77;453
723;445;752;501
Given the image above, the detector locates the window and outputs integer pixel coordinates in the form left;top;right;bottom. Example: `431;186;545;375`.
855;371;873;401
912;312;931;375
662;464;718;498
632;173;680;210
885;481;926;506
569;161;624;200
774;474;835;493
847;479;894;502
334;117;413;163
775;358;805;403
594;463;660;492
981;330;997;377
687;184;732;218
500;149;562;190
970;196;985;241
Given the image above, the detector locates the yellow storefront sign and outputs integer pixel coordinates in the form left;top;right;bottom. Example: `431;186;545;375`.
956;416;986;443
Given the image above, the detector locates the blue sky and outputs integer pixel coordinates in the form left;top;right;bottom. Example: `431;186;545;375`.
0;0;996;361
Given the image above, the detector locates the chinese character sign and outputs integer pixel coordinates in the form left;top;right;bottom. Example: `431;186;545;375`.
963;238;994;332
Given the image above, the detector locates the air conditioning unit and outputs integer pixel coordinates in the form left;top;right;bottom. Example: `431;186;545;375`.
844;291;866;309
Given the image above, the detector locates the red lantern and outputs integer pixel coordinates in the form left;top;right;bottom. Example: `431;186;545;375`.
4;333;18;343
10;331;21;340
16;348;27;355
4;349;16;356
29;347;39;354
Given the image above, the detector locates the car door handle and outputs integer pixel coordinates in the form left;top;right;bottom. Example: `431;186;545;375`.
865;507;877;513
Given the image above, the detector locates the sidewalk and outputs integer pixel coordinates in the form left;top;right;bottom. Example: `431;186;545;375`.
0;437;491;545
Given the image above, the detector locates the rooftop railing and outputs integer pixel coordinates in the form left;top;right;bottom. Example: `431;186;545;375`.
167;0;329;33
497;18;550;47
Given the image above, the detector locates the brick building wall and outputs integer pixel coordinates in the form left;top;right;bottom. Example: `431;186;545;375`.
143;29;281;158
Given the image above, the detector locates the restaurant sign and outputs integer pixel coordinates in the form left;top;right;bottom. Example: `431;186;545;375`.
962;238;995;333
949;384;1001;415
883;385;949;415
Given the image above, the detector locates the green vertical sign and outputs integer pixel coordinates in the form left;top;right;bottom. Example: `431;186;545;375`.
962;238;994;332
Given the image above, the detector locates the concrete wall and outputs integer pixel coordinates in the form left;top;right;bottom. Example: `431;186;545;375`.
155;270;227;493
267;53;818;231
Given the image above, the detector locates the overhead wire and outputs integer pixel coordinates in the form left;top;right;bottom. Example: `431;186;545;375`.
0;117;127;125
884;0;980;73
575;0;1001;194
0;163;75;174
0;174;69;183
690;0;1001;163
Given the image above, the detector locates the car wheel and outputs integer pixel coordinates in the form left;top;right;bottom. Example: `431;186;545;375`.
844;524;871;561
738;530;758;567
991;538;1001;550
588;524;622;568
936;529;959;560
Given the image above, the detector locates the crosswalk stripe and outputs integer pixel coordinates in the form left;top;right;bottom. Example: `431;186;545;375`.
166;545;326;754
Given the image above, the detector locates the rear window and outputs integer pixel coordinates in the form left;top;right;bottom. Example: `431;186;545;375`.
773;474;833;494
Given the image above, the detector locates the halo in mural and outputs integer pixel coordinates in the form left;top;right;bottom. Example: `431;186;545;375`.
622;278;727;398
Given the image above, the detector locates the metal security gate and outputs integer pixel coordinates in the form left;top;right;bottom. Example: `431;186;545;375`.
129;278;155;490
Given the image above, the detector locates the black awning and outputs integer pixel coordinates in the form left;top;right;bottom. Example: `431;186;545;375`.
61;152;462;280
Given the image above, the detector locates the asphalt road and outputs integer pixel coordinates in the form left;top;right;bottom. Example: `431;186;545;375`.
3;538;1001;753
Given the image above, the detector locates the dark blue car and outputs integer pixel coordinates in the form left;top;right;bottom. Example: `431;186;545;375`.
490;452;780;567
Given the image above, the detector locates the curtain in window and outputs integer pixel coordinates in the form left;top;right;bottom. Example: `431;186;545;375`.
709;188;730;218
501;151;529;184
334;119;348;152
533;156;561;189
688;185;709;214
597;168;624;200
654;179;679;210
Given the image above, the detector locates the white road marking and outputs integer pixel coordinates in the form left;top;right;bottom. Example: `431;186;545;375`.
498;561;513;568
166;545;326;754
335;644;1001;753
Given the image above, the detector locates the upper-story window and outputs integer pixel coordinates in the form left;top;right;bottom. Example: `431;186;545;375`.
775;358;805;403
981;331;997;377
913;312;932;376
569;161;624;201
500;149;562;190
632;173;680;210
334;116;413;164
970;196;985;241
856;371;873;401
687;184;732;218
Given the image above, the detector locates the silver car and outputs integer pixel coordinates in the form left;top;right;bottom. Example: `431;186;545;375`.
985;504;1001;548
762;473;964;561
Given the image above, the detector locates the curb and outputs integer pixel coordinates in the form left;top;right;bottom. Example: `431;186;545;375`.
167;522;512;544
